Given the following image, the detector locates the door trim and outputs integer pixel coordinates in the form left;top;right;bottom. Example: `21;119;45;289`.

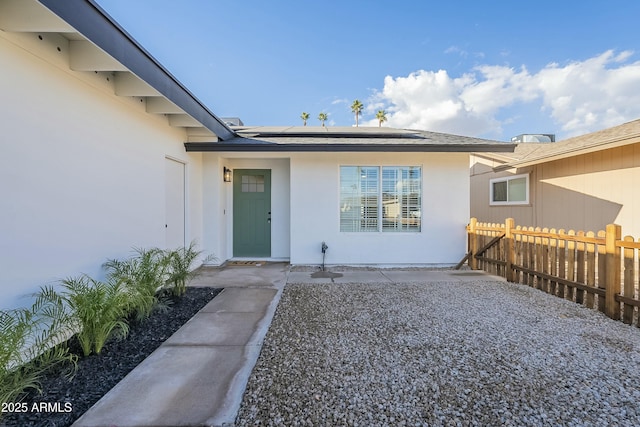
164;157;186;249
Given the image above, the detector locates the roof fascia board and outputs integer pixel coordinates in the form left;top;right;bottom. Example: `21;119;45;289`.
471;152;518;163
238;132;425;139
184;142;517;153
495;135;640;171
37;0;236;141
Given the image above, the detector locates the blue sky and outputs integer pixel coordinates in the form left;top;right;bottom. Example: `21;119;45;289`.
95;0;640;141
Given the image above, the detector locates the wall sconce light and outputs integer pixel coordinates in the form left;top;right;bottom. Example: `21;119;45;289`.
223;167;232;183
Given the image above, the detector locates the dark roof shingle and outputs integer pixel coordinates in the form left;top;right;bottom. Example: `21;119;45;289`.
185;126;516;152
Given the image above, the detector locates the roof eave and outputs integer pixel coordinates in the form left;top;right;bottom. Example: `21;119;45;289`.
184;142;517;153
37;0;236;141
494;123;640;171
493;135;640;171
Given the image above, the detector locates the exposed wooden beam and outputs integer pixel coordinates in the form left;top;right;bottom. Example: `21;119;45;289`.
114;72;161;97
168;114;202;127
146;97;185;114
69;40;127;71
186;127;218;142
0;0;74;32
38;0;235;140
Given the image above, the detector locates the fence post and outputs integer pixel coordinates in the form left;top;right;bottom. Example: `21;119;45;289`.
605;223;622;320
504;218;515;282
469;217;478;270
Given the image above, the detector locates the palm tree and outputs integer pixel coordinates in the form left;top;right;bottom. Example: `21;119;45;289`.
300;112;310;126
376;110;388;127
351;99;363;127
318;112;328;127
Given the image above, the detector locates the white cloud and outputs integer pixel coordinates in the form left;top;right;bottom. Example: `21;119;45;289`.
445;45;467;57
445;45;485;60
534;50;640;135
362;50;640;138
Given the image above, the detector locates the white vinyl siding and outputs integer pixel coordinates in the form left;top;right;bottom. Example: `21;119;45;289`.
490;174;529;205
340;166;421;232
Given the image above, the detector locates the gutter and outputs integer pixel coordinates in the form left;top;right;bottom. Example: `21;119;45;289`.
184;142;518;153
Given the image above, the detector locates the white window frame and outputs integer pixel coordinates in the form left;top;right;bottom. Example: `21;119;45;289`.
339;165;422;233
489;173;530;206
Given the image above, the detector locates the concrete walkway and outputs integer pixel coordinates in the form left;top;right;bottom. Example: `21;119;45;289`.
72;265;501;427
71;262;289;427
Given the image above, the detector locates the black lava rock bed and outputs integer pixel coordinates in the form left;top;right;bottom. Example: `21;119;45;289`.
1;287;222;427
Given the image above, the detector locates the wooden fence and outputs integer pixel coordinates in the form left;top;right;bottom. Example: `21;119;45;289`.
466;217;640;326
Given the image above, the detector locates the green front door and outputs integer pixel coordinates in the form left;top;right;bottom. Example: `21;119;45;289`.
233;169;271;257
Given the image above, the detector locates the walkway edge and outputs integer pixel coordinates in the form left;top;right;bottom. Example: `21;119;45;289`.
206;268;290;427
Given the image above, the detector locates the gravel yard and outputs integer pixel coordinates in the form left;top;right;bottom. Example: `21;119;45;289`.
235;278;640;426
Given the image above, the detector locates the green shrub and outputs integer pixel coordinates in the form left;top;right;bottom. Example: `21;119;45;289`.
0;302;76;411
164;241;208;297
106;242;212;302
1;242;212;413
36;276;131;356
104;247;170;321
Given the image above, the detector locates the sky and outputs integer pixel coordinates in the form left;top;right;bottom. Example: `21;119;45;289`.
94;0;640;141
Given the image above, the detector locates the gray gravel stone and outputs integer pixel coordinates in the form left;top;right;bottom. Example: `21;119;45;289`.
234;279;640;426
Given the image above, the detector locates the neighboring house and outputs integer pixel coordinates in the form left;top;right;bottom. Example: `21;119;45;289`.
471;119;640;237
0;0;513;309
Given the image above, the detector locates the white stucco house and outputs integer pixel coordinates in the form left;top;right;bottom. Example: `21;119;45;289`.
0;0;514;309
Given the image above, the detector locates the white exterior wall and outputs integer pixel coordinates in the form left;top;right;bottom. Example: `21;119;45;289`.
203;151;469;266
202;154;228;264
226;157;290;260
290;152;470;265
0;31;203;309
202;154;291;263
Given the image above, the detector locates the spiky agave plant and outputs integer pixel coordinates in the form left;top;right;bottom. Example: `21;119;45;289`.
104;247;170;321
0;302;76;412
36;276;132;356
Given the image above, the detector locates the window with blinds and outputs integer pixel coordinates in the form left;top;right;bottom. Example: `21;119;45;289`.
382;166;421;232
340;166;421;232
340;166;378;232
